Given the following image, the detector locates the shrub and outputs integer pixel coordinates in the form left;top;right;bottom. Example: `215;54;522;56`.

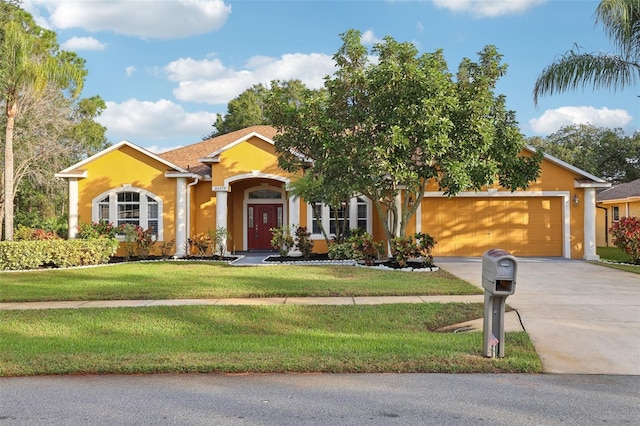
134;226;157;260
350;232;384;265
328;242;356;260
120;223;138;260
390;232;437;268
610;216;640;264
210;227;230;257
295;226;314;259
0;239;118;271
270;225;294;256
77;221;117;239
14;225;60;241
189;232;212;256
160;239;175;259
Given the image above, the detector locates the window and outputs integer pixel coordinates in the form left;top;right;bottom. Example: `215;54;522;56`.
613;206;620;221
311;204;323;234
329;204;347;235
308;197;372;237
249;189;282;199
92;188;163;239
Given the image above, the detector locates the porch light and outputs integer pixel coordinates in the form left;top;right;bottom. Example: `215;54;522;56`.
408;196;414;207
573;194;580;206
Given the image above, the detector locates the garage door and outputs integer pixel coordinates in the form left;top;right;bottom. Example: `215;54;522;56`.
421;197;563;257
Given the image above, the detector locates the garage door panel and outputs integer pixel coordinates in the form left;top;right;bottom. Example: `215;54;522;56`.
422;197;562;257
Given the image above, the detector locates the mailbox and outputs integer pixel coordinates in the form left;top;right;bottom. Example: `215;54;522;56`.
482;248;517;295
481;249;518;358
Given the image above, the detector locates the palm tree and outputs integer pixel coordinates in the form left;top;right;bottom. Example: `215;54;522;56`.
1;14;85;240
533;0;640;105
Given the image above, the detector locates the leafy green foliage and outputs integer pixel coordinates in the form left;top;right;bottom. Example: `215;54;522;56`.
1;4;91;240
390;232;437;268
209;226;230;257
270;225;294;256
0;238;118;270
610;216;640;263
534;0;640;104
13;225;60;241
268;30;541;243
206;80;306;138
349;232;385;265
76;221;117;239
294;226;314;259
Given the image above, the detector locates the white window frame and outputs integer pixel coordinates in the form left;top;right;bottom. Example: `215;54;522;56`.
307;196;372;239
91;187;164;241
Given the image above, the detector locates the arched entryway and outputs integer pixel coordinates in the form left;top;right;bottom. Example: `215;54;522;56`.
244;185;286;250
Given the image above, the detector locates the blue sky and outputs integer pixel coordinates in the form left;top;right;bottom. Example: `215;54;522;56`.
23;0;639;153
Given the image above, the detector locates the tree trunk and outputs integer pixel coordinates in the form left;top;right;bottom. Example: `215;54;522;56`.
3;102;16;241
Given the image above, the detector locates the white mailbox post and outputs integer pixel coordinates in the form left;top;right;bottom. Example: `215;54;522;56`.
482;249;518;358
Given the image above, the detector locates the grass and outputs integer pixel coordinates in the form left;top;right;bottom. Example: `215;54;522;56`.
0;303;541;376
0;261;481;302
596;247;640;274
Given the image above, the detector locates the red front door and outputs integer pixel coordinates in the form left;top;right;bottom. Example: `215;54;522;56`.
248;204;280;250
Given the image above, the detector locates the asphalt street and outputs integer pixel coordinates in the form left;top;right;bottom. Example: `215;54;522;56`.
1;373;638;425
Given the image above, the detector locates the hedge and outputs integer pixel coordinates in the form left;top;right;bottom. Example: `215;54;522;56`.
0;239;119;271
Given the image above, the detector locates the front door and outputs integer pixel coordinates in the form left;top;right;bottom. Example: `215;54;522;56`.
247;204;280;250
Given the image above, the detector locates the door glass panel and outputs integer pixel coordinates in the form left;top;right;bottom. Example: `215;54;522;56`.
248;207;254;228
277;206;283;227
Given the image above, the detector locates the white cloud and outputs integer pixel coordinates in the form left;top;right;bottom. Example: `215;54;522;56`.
125;66;136;77
169;53;335;105
432;0;547;18
529;106;633;134
144;144;185;154
97;99;218;142
60;36;106;51
26;0;231;39
164;56;229;82
361;29;383;45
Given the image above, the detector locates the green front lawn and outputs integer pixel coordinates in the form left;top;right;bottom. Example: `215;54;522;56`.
596;247;640;274
0;304;541;376
0;261;541;376
0;261;481;302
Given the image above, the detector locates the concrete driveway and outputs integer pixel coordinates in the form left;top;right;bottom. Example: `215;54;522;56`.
436;257;640;375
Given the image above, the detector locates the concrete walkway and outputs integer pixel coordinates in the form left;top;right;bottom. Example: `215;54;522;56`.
0;295;485;310
436;257;640;375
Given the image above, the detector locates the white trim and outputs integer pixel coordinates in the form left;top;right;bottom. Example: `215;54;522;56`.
583;187;599;260
58;140;189;175
175;178;187;256
203;132;275;161
91;187;165;243
55;170;87;179
242;185;287;250
307;196;372;240
223;172;290;187
216;190;228;252
68;179;79;238
422;190;572;258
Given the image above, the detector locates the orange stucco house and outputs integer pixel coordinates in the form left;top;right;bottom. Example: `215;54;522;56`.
596;178;640;247
56;125;610;259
